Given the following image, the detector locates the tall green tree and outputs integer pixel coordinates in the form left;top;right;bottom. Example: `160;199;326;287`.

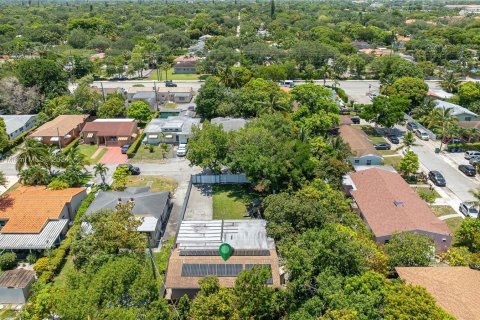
195;77;228;119
127;100;152;122
388;77;428;107
385;232;434;268
16;58;68;98
93;163;109;185
423;107;458;150
15;138;49;171
98;96;127;118
399;150;419;177
360;95;409;128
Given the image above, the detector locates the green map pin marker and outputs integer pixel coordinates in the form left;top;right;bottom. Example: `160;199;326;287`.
219;243;233;261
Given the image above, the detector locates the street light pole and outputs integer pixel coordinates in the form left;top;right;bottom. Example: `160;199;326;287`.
57;127;62;150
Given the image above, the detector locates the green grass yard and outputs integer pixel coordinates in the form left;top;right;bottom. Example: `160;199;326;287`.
444;217;464;243
148;68;202;81
430;205;457;217
127;175;177;193
212;184;258;220
53;256;74;289
382;155;402;169
78;144;107;164
130;144;173;162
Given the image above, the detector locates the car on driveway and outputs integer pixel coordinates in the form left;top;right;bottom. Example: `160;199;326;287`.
459;164;477;177
387;135;399;144
406;122;418;131
414;129;430;140
465;150;480;160
350;116;360;124
117;164;140;175
428;171;446;187
176;144;187;157
459;202;479;218
121;144;131;154
373;142;391;150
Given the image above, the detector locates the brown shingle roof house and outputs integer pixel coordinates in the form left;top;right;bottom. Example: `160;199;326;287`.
396;267;480;320
339;123;382;166
164;220;283;300
344;168;451;252
0;186;86;251
81;119;138;147
30;115;88;147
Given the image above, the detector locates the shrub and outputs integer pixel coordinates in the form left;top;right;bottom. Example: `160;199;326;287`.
26;253;37;264
0;252;17;270
48;180;69;190
126;132;145;158
33;257;50;274
440;246;472;266
417;188;437;204
61;136;81;155
335;87;349;103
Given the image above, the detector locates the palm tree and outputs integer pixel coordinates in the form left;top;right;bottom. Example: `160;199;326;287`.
93;163;109;185
440;72;460;93
423;107;458;151
397;131;417;151
160;62;171;81
319;65;332;86
16;138;49;171
411;97;436;119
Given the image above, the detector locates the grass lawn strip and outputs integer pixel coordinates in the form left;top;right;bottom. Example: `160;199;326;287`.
127;175;178;193
130;144;173;162
148;68;201;81
444;217;463;243
92;148;108;163
430;205;457;217
383;155;402;169
78;144;99;159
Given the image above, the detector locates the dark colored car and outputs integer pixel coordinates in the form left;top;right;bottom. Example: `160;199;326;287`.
459;164;476;177
406;121;418;131
350;116;360;124
387;135;400;144
188;105;196;111
165;80;177;87
428;171;446;187
373;142;391;150
117;164;141;175
121;144;131;154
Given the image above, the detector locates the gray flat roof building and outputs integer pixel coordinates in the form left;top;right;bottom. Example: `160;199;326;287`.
211;117;249;132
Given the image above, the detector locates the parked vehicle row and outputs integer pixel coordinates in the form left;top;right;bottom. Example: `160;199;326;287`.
428;171;446;187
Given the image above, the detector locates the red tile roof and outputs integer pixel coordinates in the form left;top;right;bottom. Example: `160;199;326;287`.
0;186;85;233
349;169;450;237
82;119;137;137
30;115;88;137
396;267;480;320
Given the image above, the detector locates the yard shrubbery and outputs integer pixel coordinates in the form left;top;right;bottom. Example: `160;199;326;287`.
126;132;145;158
0;252;17;270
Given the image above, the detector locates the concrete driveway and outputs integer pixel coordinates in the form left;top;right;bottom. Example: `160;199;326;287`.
99;147;128;164
184;184;213;221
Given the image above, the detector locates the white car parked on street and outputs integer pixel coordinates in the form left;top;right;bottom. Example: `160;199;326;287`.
176;144;187;157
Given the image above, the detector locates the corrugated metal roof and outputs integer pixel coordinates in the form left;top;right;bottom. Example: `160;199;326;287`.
0;269;35;288
0;219;68;250
435;100;478;117
0;115;36;135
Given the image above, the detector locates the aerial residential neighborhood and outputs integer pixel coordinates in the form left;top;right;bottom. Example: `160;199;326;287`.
1;0;480;319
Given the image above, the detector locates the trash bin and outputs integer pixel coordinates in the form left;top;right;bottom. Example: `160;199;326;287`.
435;147;440;154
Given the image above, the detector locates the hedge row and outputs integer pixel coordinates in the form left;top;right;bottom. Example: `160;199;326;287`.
0;127;35;155
33;191;96;283
61;136;81;154
448;143;480;151
126;132;145;158
335;87;349;103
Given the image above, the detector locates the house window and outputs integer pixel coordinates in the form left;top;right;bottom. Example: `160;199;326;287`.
442;238;447;243
384;240;389;244
366;160;372;165
354;159;360;164
465;117;472;121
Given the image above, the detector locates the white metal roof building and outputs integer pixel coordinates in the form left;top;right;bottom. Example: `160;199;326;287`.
435;100;480;121
0;219;68;250
0;115;37;139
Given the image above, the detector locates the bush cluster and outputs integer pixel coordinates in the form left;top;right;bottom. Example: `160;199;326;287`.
0;252;17;270
126;132;145;158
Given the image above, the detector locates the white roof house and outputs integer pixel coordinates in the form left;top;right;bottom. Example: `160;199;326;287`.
211;117;249;132
435;100;480;121
0;115;37;139
144;116;201;144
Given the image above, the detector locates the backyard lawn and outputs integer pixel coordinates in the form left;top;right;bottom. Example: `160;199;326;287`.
383;155;402;169
212;184;257;220
53;256;74;289
130;144;173;162
127;175;177;193
444;217;463;242
430;205;457;217
148;68;202;81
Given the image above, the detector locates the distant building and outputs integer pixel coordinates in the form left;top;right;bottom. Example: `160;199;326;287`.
173;56;200;74
85;187;171;247
0;115;36;140
29;115;88;148
0;269;35;304
396;267;480;320
435;100;480;122
126;86;155;102
164;220;283;300
81;119;139;147
339;121;382;166
343;168;451;252
144;116;200;145
131;91;158;110
156;87;193;104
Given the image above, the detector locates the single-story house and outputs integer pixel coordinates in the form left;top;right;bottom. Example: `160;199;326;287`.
29;115;89;147
131;91;157;110
435;100;480;122
159;109;182;119
0;186;86;253
82;119;138;147
0;115;37;140
85;187;171;246
0;269;35;304
396;267;480;320
339;121;382;166
157;87;193;104
211;117;249;132
144;116;201;145
91;86;124;98
173;61;198;74
343;168;451;252
127;86;155;102
165;220;283;300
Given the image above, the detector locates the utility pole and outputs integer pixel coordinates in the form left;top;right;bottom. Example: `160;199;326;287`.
100;82;106;102
57;127;62;150
153;81;159;111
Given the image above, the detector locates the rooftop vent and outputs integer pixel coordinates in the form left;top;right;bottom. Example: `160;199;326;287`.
393;200;404;207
